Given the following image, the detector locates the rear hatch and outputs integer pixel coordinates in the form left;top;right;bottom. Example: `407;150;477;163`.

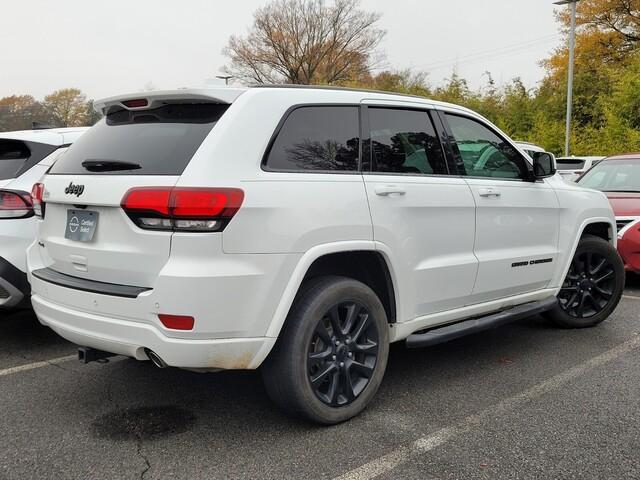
37;98;230;288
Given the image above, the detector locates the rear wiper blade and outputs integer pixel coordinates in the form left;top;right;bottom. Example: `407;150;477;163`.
81;160;141;172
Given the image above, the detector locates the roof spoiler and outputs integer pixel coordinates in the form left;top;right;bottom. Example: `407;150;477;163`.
93;89;247;115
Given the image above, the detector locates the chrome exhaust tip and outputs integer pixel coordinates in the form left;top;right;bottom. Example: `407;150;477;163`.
144;349;167;369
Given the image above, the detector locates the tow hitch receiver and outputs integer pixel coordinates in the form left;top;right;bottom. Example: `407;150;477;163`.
78;347;117;364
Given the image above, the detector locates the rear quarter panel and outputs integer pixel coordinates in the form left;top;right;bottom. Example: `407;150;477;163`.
177;89;374;254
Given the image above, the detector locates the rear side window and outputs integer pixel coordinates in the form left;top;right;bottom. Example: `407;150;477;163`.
0;140;58;181
370;108;447;175
0;140;30;180
265;106;360;172
49;103;228;176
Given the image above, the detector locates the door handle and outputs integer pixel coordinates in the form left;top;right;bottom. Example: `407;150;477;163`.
478;187;501;198
375;185;406;197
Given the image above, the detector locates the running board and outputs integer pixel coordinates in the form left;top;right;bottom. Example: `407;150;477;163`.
405;297;558;349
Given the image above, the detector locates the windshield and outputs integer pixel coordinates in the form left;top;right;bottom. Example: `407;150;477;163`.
578;159;640;192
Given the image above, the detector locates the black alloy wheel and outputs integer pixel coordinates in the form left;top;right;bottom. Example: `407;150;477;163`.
307;301;379;407
558;251;616;318
262;276;389;424
546;234;624;328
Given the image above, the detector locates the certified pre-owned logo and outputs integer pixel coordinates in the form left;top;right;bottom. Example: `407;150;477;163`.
69;216;80;233
64;182;85;197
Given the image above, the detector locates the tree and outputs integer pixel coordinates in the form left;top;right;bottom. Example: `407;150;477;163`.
0;95;49;132
43;88;90;127
223;0;385;84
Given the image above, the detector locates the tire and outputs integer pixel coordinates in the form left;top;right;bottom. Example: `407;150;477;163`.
262;275;390;425
546;235;625;328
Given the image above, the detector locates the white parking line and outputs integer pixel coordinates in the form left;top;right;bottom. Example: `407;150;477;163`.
0;355;77;378
623;294;640;301
334;335;640;480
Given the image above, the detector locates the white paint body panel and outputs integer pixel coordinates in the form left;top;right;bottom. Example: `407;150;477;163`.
0;128;88;308
26;87;616;369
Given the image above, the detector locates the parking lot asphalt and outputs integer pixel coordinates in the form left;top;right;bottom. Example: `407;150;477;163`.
1;274;639;480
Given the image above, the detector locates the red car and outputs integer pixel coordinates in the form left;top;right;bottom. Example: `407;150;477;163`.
577;153;640;273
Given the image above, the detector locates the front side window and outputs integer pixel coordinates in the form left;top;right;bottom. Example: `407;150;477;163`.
578;159;640;193
369;108;447;175
445;114;529;180
265;106;360;172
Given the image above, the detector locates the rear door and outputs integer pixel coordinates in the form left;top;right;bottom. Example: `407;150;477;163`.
440;111;560;304
362;105;478;319
36;102;229;287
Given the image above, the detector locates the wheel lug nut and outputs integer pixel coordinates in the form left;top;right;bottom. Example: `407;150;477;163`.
335;340;340;346
339;362;344;367
332;355;336;361
347;352;352;358
345;338;351;344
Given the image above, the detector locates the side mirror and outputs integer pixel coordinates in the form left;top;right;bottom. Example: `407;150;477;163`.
532;152;556;179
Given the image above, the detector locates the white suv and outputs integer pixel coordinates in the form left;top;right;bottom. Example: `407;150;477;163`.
27;87;624;424
0;127;87;309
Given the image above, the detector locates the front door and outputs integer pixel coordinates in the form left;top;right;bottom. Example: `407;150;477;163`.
440;111;560;304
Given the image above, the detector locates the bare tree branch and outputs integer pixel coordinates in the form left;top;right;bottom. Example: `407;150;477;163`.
222;0;385;84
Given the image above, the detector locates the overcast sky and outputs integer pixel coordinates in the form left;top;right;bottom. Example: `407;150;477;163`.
0;0;563;100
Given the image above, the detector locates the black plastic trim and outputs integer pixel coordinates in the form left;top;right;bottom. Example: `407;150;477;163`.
0;256;30;299
406;297;558;348
32;267;151;298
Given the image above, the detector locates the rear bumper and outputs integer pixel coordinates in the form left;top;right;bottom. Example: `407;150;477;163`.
31;293;276;369
0;256;30;309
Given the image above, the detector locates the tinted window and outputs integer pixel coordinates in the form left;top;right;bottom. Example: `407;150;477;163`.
0;140;29;180
370;108;447;175
445;114;528;180
50;103;228;175
578;159;640;193
265;106;359;172
556;158;586;170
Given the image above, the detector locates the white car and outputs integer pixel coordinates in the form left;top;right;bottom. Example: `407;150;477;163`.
27;87;624;424
0;127;87;309
556;156;606;182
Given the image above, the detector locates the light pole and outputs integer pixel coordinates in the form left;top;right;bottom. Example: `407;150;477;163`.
554;0;580;156
216;75;233;86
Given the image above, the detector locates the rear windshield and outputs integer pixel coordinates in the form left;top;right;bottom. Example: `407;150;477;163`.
0;140;30;180
49;103;229;176
556;159;585;170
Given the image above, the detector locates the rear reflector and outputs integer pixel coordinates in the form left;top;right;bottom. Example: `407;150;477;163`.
0;190;34;219
158;314;195;330
121;187;244;232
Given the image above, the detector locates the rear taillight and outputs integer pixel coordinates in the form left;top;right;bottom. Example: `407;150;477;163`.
31;183;45;218
0;190;34;219
121;187;244;232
